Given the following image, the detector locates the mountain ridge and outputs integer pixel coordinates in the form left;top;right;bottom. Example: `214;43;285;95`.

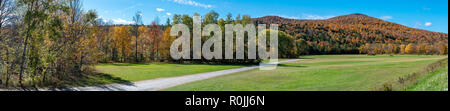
252;13;448;55
253;14;447;34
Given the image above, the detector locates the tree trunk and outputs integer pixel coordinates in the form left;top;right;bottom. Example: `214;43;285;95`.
19;33;30;87
42;68;46;85
112;48;117;62
122;47;126;62
5;48;9;87
135;30;139;63
80;53;83;73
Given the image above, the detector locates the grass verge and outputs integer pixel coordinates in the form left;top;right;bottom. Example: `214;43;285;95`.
406;59;448;91
164;55;447;91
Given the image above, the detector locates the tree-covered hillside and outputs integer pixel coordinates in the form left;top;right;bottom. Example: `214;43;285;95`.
253;14;448;55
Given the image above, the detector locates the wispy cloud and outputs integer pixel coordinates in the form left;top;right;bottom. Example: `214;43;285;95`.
112;18;135;24
380;16;393;20
413;22;433;28
424;22;432;26
277;15;300;19
156;8;165;12
270;14;334;20
166;12;172;16
97;16;110;23
413;22;422;28
302;14;335;20
422;6;432;10
123;3;144;11
168;0;213;8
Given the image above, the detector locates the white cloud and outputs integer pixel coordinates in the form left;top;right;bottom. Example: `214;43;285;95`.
425;22;432;26
97;16;110;23
413;22;433;28
302;14;335;20
168;0;213;8
166;12;172;16
413;22;423;28
112;18;135;24
380;16;393;20
124;4;144;11
156;8;165;12
102;19;110;23
271;14;299;19
284;16;299;19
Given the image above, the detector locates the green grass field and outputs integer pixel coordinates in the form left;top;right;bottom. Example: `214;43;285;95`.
164;55;448;91
408;61;448;91
94;63;244;82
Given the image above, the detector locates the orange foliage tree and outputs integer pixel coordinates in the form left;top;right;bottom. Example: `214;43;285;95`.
405;43;416;54
159;27;175;61
148;22;162;61
113;26;132;62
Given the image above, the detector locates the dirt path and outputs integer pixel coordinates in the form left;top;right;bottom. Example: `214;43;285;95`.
6;59;302;91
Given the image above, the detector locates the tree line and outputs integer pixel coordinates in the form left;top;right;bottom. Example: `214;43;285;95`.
0;0;291;87
0;0;447;88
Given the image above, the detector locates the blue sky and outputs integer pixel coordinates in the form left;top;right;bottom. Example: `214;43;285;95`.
83;0;448;33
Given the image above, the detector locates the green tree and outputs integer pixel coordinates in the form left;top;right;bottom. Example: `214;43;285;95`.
181;14;193;29
296;39;309;55
234;14;241;24
0;0;15;86
226;13;233;24
166;18;171;26
241;15;251;26
204;10;219;24
16;0;67;86
264;30;297;58
172;14;181;24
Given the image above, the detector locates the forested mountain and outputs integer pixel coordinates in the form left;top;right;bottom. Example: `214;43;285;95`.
253;14;448;55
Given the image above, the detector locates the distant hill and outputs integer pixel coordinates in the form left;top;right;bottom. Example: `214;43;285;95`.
252;14;448;55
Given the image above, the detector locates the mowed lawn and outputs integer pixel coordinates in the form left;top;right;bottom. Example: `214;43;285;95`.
94;63;244;82
164;55;447;91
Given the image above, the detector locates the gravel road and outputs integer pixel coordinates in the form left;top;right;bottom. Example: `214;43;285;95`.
2;59;303;91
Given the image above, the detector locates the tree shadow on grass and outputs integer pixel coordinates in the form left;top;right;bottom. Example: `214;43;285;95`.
299;57;316;60
50;73;134;90
2;72;135;91
277;64;307;68
102;63;150;66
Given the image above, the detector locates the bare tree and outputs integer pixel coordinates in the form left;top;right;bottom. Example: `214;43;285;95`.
132;11;143;62
0;0;15;40
0;0;15;86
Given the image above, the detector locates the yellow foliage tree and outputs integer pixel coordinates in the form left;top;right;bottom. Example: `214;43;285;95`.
416;43;426;55
113;26;131;62
159;27;175;60
405;43;415;54
439;42;448;55
399;44;406;54
137;26;149;61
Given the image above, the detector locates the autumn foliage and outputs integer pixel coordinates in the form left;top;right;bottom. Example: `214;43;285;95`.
0;1;448;88
254;14;448;55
